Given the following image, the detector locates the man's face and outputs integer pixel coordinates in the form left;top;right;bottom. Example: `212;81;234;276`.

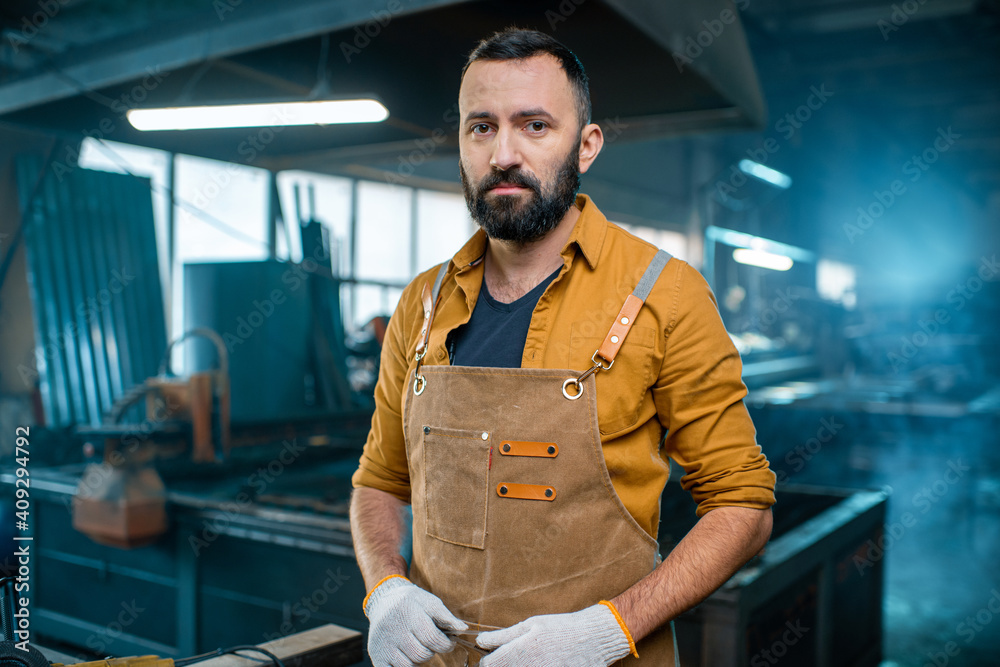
458;54;584;244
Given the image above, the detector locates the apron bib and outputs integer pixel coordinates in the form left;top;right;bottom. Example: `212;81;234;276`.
402;251;678;666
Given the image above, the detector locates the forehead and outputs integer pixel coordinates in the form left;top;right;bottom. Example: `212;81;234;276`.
459;54;575;116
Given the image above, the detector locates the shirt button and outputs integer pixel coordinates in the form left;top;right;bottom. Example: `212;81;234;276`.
481;432;489;440
437;349;446;359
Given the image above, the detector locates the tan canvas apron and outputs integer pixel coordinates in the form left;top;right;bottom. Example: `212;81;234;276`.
402;250;679;666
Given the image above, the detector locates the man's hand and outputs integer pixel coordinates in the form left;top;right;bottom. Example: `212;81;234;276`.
476;603;632;667
365;576;468;666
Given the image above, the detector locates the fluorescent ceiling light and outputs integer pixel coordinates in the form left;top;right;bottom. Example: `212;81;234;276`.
128;99;389;131
705;226;815;263
733;248;794;271
738;159;792;189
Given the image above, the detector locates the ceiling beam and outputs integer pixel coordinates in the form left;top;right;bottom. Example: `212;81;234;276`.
605;0;768;129
0;0;459;115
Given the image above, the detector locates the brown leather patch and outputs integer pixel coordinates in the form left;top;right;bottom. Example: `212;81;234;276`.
498;441;558;458
496;483;557;501
597;293;643;364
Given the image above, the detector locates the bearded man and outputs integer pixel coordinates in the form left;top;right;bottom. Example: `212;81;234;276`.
350;27;776;667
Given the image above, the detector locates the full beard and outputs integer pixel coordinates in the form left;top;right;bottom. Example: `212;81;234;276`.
461;150;581;245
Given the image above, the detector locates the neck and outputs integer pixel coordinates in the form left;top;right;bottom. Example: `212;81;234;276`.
483;203;580;304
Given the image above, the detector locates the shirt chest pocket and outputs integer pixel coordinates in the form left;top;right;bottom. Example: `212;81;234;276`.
569;322;658;436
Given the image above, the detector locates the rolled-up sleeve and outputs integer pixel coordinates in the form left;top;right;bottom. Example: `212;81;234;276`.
654;262;776;517
351;283;415;503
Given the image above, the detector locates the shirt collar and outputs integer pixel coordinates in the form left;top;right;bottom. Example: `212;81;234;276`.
450;193;607;271
563;193;607;270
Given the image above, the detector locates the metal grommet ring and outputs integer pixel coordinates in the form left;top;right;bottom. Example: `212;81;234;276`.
562;377;583;400
413;374;426;395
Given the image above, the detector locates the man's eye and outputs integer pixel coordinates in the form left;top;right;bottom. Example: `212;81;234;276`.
528;121;547;132
471;124;492;134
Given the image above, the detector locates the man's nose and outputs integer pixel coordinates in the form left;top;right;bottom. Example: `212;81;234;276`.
489;127;522;172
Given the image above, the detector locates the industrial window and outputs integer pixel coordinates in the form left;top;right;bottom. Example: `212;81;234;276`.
170;154;270;359
275;170;353;272
79;139;478;338
416;189;475;271
817;258;857;310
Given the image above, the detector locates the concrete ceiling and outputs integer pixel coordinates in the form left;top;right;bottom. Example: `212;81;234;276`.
0;0;766;167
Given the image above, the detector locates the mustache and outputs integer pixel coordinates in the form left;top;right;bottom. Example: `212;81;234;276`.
476;168;541;195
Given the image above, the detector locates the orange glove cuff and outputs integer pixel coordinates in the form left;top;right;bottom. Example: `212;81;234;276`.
599;600;639;659
362;574;410;617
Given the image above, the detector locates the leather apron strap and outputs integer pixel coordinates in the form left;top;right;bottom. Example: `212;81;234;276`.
412;261;451;395
564;249;672;400
595;249;671;365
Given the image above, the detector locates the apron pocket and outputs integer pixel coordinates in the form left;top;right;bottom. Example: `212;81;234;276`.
422;426;491;550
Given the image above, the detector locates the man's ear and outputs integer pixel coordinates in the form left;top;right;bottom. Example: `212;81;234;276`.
578;123;604;174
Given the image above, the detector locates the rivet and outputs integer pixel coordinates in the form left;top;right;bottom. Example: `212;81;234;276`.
481;432;489;440
611;335;619;344
547;445;555;455
545;488;553;498
500;485;508;495
423;426;430;434
621;316;629;325
502;443;511;453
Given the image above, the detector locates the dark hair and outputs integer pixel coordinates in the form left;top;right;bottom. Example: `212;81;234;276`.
461;27;591;129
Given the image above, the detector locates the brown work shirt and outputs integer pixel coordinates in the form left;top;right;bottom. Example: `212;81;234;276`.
351;194;775;537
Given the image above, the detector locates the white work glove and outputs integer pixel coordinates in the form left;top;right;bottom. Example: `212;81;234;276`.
364;576;468;666
477;602;635;666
